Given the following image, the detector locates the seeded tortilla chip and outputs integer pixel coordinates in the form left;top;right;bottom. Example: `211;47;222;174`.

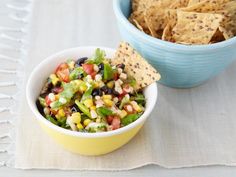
144;2;167;38
112;42;161;89
170;0;190;9
219;26;234;39
132;0;159;11
130;0;235;44
132;19;145;32
144;1;179;38
129;11;150;34
181;0;230;13
162;23;174;41
219;1;236;36
187;0;203;6
172;11;223;44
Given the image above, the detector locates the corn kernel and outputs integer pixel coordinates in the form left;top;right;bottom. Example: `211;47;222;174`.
71;112;81;124
98;81;105;87
68;60;75;69
50;74;60;86
90;106;96;110
83;98;94;108
71;79;83;87
55;109;65;119
79;83;87;92
55;94;59;100
107;81;114;88
83;119;92;126
58;109;65;117
96;118;101;123
93;81;100;88
102;95;112;100
120;110;127;118
103;99;113;107
130;101;142;113
77;123;84;130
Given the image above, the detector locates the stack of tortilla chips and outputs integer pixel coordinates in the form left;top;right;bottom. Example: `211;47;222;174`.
129;0;236;44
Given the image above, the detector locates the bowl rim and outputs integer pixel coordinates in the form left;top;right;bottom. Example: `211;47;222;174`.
26;46;158;138
113;0;236;53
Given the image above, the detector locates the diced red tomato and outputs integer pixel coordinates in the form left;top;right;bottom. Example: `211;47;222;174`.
111;116;121;130
52;87;64;94
82;64;94;75
45;95;52;106
113;72;119;80
55;63;70;82
107;115;114;124
118;90;127;101
90;71;97;79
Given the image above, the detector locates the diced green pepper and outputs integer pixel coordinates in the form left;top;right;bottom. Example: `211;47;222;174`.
134;94;145;105
69;67;84;80
81;86;93;101
75;100;91;118
103;63;113;80
126;76;137;87
50;100;64;109
38;97;46;107
46;115;59;125
86;48;105;64
119;96;129;109
121;114;140;126
96;107;113;117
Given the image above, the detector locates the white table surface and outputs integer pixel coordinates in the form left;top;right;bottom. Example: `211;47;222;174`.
1;0;236;176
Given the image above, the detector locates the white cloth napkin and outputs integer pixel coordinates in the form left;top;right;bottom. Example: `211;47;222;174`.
11;0;236;170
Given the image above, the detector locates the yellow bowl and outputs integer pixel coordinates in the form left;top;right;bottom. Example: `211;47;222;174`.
26;47;158;155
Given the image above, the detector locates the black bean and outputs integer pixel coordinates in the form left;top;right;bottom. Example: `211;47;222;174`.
107;88;114;94
75;57;88;66
92;88;102;96
40;80;53;95
55;81;61;87
100;86;109;93
113;90;120;96
117;64;125;69
70;104;81;113
39;93;48;98
36;99;45;116
98;63;104;70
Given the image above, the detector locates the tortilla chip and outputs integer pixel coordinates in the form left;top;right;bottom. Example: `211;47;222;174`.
162;23;174;42
172;11;223;44
144;5;167;38
112;42;161;89
165;9;178;27
132;0;159;12
129;11;150;34
220;1;236;36
187;0;203;6
170;0;190;9
130;0;235;44
144;1;179;38
219;26;234;39
181;0;230;13
132;19;145;32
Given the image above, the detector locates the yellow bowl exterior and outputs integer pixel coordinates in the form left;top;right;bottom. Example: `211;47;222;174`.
39;121;144;155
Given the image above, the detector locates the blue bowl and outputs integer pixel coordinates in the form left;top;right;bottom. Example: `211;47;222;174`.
113;0;236;88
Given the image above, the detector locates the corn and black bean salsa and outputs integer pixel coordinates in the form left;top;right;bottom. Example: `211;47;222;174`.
36;49;145;133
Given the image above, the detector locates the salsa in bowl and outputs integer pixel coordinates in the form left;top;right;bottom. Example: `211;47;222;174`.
26;42;160;155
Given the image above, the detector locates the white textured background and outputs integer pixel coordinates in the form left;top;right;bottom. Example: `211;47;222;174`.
1;0;236;176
